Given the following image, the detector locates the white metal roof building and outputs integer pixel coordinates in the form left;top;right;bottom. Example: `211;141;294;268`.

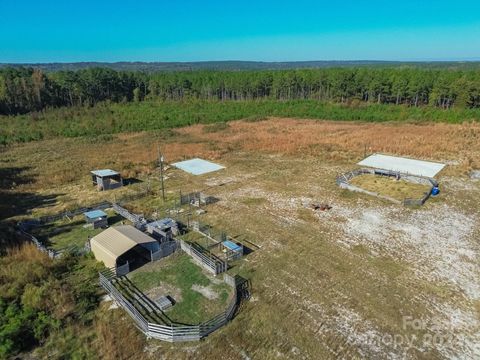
358;154;445;178
172;158;225;175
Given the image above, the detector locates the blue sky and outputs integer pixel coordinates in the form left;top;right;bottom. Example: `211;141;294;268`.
1;0;479;63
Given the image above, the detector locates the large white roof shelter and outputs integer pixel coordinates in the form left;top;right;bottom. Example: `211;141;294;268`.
358;154;445;178
172;158;225;175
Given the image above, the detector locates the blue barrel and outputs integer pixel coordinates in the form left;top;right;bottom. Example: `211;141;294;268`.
431;186;440;196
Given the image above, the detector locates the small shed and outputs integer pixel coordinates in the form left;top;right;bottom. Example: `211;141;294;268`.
221;240;243;261
91;225;159;274
146;218;178;242
84;209;108;229
91;169;123;191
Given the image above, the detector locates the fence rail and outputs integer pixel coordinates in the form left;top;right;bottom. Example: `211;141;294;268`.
336;168;435;206
36;190;150;224
17;229;61;259
18;191;151;257
151;241;179;261
99;269;239;342
39;201;112;224
112;203;147;230
180;240;227;275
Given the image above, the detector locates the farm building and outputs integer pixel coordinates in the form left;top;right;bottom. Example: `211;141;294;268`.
91;169;123;191
90;225;159;275
84;209;108;229
221;240;243;261
358;154;445;178
146;218;178;242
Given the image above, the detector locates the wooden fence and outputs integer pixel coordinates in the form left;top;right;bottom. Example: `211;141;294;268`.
99;269;239;342
180;240;227;275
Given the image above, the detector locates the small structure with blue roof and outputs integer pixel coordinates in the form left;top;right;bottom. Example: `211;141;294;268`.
221;240;243;260
84;209;108;229
91;169;123;191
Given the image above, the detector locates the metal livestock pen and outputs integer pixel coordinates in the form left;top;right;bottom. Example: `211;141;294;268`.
99;270;239;342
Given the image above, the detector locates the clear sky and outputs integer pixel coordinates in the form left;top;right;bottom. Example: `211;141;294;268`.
1;0;479;63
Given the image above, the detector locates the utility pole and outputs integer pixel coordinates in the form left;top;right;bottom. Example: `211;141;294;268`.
158;146;166;202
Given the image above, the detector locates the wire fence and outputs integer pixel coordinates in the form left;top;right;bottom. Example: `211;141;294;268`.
17;190;151;258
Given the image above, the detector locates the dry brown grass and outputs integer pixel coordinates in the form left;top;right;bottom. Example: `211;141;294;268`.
179;118;480;169
349;174;431;201
3;118;479;197
94;305;146;360
5;242;50;263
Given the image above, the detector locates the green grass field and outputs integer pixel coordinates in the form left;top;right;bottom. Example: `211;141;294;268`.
2;99;480;145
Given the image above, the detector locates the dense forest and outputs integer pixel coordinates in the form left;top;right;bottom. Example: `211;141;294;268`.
3;60;480;73
2;66;480;115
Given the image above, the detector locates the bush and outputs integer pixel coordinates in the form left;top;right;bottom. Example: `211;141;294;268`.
0;245;101;358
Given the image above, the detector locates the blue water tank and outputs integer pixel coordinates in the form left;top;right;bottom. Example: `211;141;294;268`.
431;186;440;196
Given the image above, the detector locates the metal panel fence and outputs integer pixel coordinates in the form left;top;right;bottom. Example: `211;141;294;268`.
99;269;239;342
17;191;150;260
116;262;130;276
17;229;61;259
112;203;147;230
38;201;111;224
151;241;179;261
37;190;150;224
336;168;435;206
180;240;227;275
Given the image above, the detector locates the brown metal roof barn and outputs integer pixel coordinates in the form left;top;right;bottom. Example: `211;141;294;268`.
90;225;159;274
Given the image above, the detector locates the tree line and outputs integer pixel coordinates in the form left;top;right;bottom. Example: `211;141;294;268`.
1;66;480;115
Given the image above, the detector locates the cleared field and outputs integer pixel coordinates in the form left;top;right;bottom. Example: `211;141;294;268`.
349;174;431;201
1;118;479;359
